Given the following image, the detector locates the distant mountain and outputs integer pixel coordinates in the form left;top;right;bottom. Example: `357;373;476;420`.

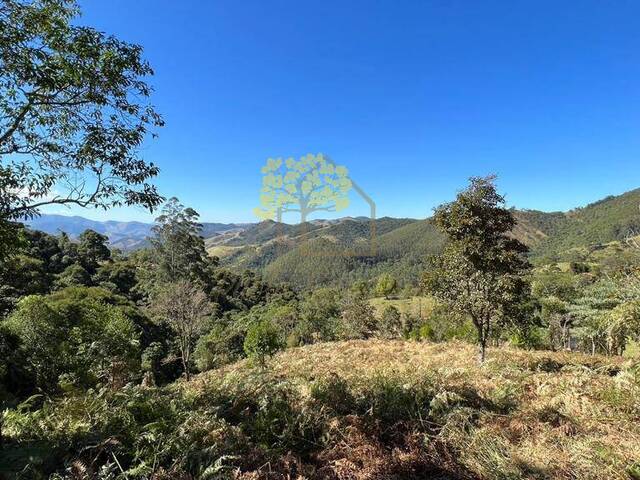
24;188;640;287
25;214;248;251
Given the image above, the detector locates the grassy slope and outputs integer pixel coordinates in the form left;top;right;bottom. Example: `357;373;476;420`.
189;340;640;479
4;340;639;479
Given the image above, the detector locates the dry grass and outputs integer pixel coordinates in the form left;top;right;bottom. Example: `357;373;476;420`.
205;244;245;258
190;340;640;480
368;296;437;320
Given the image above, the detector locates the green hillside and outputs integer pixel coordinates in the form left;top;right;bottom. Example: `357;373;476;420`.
532;188;640;259
209;188;640;289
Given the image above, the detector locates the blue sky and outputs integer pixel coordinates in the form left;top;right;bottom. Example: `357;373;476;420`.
50;0;640;222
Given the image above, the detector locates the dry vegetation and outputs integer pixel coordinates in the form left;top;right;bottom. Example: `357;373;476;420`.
188;340;640;480
368;296;436;320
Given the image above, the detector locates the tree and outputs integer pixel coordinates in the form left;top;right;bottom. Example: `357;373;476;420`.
4;295;65;392
151;280;211;380
541;296;572;350
607;301;640;356
378;305;402;338
94;259;138;298
340;292;377;339
243;320;283;366
77;229;111;273
298;287;341;342
350;280;371;298
0;0;163;225
375;273;397;299
4;287;140;392
149;198;213;286
421;176;531;363
0;218;23;263
254;153;352;223
55;263;91;289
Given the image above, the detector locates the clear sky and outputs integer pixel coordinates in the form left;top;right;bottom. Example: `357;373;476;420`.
50;0;640;223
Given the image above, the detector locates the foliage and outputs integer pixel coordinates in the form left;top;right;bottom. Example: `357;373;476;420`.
377;305;402;338
150;280;211;380
408;304;476;342
532;188;640;259
296;287;341;343
2;340;639;479
4;288;140;395
1;17;640;473
194;323;245;372
339;292;377;339
422;176;532;362
374;272;397;299
0;0;163;226
149;197;214;286
243;319;284;365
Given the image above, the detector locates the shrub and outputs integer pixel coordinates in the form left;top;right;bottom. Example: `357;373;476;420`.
339;294;377;339
309;375;356;414
243;320;284;365
5;291;140;394
4;296;67;393
378;305;402;338
508;326;547;350
195;323;246;372
375;273;397;299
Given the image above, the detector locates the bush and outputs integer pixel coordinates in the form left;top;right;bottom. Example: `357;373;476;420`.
408;306;475;342
195;323;246;372
375;273;397;299
508;326;547;350
378;305;402;338
4;290;141;395
243;320;284;365
339;294;377;339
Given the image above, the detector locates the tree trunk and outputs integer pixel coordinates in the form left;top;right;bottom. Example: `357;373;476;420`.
471;315;488;364
181;346;191;381
183;358;190;381
478;341;487;364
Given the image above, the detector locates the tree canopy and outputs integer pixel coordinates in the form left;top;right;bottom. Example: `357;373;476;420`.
0;0;163;224
149;197;213;285
422;176;531;362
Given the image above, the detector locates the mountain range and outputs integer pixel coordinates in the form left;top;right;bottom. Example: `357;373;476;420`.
25;188;640;288
25;214;248;251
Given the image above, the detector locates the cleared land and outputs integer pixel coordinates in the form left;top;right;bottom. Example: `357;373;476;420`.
186;340;640;479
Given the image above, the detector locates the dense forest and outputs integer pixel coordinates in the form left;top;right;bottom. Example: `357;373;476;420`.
1;1;639;479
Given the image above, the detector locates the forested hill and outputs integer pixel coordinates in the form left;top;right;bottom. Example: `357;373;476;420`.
25;188;640;288
528;188;640;259
211;188;640;288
